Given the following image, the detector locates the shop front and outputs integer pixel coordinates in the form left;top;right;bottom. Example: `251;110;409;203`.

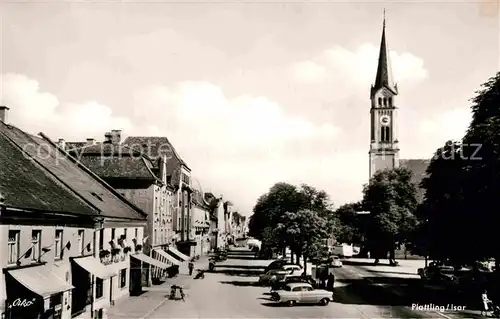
70;256;117;319
130;253;170;288
3;265;74;319
152;248;181;280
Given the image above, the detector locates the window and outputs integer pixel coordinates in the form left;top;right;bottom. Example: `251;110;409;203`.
8;230;20;265
119;269;127;288
95;278;104;299
134;228;138;238
111;228;116;240
123;228;127;239
31;230;41;261
383;98;387;106
388;97;392;107
77;230;84;254
55;230;63;260
378;97;382;106
154;229;158;244
98;229;104;250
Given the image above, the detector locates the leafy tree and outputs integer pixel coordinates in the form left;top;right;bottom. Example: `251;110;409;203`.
362;167;419;264
332;202;364;245
277;209;331;273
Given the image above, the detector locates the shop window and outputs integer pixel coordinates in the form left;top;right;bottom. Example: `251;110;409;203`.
119;269;127;288
55;230;63;260
95;278;104;299
7;230;20;265
31;230;41;261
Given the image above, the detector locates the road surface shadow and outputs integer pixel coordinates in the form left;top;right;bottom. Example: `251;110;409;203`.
211;269;263;276
342;260;395;267
334;276;481;310
226;256;259;260
219;280;261;287
365;269;419;276
215;264;267;270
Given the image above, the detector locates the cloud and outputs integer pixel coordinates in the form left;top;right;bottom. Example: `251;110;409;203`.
1;73;160;141
2;73;341;212
418;108;472;142
290;43;428;88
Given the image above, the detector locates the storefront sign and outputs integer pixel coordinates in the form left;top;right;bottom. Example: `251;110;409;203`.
11;298;36;308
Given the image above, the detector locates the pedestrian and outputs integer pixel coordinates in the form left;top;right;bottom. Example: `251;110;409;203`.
188;261;194;276
326;272;335;291
482;289;491;316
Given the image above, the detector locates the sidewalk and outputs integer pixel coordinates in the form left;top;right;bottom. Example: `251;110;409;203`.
106;254;211;319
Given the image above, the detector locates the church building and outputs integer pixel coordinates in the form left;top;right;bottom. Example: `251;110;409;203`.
368;14;429;201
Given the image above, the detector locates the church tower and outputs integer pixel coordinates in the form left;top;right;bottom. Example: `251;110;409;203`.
369;12;400;179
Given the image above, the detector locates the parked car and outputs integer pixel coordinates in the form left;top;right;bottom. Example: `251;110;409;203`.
264;259;292;273
271;275;317;292
259;269;290;285
270;282;333;306
331;256;342;268
281;264;302;273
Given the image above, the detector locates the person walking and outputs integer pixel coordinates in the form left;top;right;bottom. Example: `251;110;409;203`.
326;272;335;291
188;261;194;276
482;289;491;316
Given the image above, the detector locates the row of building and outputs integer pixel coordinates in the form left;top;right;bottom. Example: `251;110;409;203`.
0;106;247;319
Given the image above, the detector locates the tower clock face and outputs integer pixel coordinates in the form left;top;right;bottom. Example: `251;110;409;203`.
380;115;390;126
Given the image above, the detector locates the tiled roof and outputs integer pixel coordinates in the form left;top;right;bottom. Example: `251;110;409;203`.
66;142;87;150
0;122;147;220
0;126;96;215
400;159;430;202
68;144;157;180
123;136;190;170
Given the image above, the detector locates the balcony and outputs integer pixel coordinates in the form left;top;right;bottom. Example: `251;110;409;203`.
99;246;131;265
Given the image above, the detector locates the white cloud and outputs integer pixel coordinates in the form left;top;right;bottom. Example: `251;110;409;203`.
1;73;160;141
419;108;471;141
290;61;327;83
2;73;341;212
291;43;428;88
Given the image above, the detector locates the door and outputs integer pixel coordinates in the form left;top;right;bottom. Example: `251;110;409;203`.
300;286;316;303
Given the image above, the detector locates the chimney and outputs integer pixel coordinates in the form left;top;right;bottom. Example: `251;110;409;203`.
86;138;96;145
57;138;66;150
104;132;112;143
0;106;9;123
110;129;121;145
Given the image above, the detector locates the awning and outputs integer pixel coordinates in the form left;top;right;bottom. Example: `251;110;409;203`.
8;265;74;298
168;246;190;261
154;248;181;266
73;256;117;279
131;253;170;269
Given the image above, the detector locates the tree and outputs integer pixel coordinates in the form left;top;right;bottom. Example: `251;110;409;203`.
419;141;471;263
277;209;332;273
332;202;364;245
362;167;419;264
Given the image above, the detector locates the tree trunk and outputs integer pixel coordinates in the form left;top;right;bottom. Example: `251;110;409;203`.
303;254;308;275
291;251;294;263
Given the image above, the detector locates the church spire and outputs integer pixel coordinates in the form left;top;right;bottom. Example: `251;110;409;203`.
373;10;397;94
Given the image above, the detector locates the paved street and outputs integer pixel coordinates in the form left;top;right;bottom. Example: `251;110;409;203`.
107;250;487;319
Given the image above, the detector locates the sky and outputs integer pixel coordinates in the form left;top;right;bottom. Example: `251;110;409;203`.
0;0;498;215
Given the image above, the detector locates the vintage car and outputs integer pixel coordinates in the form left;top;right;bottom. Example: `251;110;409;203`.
258;269;290;285
264;259;290;273
331;256;343;268
270;282;334;306
270;275;317;292
281;264;303;273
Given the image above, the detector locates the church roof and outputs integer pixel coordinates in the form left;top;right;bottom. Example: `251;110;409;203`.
400;159;430;202
372;13;397;96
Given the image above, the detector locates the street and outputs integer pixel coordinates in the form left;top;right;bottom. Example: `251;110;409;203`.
107;251;483;319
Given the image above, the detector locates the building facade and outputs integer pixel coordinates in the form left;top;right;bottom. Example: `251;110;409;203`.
64;130;179;284
190;187;211;257
0;115;149;319
122;136;196;258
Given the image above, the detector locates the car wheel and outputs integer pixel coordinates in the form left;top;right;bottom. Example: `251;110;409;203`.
286;300;296;307
320;298;330;306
